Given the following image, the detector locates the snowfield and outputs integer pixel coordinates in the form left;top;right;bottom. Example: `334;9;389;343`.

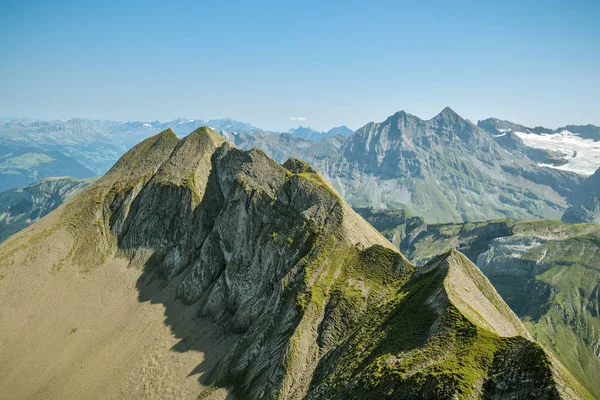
514;130;600;176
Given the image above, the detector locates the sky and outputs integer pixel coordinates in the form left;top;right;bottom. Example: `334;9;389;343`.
1;0;599;132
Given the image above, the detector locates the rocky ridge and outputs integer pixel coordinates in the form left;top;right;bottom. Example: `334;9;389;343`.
309;108;580;223
0;127;589;399
359;209;600;398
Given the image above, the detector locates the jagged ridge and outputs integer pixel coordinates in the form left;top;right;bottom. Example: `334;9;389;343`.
0;127;590;399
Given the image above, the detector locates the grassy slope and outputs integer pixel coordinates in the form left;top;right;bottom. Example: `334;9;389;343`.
310;251;588;399
359;211;600;398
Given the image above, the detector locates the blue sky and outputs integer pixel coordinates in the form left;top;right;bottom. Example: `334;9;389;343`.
1;0;599;131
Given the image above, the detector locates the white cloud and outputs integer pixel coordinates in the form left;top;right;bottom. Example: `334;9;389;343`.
289;117;307;121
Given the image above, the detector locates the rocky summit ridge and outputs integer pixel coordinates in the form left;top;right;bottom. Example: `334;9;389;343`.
0;127;590;399
307;107;579;223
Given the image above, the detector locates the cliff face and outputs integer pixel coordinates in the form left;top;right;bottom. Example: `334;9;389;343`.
563;168;600;223
308;108;574;223
0;128;589;399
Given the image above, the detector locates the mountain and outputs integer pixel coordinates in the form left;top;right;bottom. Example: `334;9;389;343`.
0;140;96;191
563;167;600;223
0;176;92;243
324;125;353;137
287;125;353;141
205;118;261;133
222;130;346;164
0;127;588;399
478;118;600;176
0;117;260;174
358;209;600;398
287;126;322;141
307;107;581;223
4;111;593;224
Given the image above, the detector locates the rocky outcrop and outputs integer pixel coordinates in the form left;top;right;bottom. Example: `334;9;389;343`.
0;128;590;399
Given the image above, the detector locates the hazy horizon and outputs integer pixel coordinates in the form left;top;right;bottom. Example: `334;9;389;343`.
2;0;599;131
3;104;600;134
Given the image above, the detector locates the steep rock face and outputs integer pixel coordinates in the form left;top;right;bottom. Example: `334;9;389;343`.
0;176;91;243
0;128;589;399
0;127;407;399
563;168;600;223
562;200;600;223
311;108;571;223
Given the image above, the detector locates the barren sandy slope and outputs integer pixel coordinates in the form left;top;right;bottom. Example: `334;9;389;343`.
0;210;233;400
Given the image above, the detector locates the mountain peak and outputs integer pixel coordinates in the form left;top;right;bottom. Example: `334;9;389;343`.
423;249;531;338
187;125;225;144
392;110;409;118
380;110;419;125
432;106;463;122
157;127;178;139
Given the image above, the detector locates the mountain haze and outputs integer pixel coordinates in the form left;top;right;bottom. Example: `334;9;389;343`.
287;125;354;141
0;117;258;174
0;140;96;191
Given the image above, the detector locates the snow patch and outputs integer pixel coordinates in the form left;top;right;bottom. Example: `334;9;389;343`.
514;130;600;176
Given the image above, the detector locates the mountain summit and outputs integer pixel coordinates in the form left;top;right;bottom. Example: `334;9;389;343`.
431;106;464;123
307;108;581;222
0;127;589;399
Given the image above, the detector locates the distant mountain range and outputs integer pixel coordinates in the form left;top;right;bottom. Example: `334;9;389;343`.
0;140;96;191
0;117;350;187
2;110;599;223
0;117;257;175
286;125;353;141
